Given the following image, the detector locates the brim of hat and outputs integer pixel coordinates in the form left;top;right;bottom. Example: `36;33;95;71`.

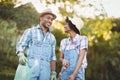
39;12;56;19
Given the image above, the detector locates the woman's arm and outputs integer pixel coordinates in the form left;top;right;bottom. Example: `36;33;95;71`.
72;48;87;76
68;48;87;80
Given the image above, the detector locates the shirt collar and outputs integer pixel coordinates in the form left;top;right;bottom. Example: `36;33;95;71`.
36;24;50;32
36;24;41;29
68;34;79;42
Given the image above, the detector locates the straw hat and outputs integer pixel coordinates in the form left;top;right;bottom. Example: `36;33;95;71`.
69;17;84;32
39;8;56;19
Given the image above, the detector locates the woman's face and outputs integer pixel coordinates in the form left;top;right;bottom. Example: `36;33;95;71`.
64;23;71;33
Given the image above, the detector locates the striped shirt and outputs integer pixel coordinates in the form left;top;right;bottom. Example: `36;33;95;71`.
59;34;88;68
16;24;56;60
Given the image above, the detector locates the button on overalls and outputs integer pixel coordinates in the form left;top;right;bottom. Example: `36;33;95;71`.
61;40;85;80
27;33;52;80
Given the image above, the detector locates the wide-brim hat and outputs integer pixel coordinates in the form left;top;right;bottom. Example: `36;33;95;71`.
69;17;84;32
39;8;56;20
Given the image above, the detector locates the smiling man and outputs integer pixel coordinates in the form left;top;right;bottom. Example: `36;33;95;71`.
15;8;57;80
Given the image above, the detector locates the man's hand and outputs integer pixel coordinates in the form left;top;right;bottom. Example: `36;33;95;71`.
50;71;57;80
17;52;27;65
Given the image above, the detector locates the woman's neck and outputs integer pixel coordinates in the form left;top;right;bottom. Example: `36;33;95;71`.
69;31;77;42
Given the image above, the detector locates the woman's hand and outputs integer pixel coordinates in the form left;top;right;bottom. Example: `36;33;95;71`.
62;59;69;70
67;74;75;80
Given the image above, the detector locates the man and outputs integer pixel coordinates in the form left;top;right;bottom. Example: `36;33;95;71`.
15;8;57;80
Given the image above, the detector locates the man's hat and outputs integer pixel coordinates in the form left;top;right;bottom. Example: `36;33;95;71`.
39;8;56;19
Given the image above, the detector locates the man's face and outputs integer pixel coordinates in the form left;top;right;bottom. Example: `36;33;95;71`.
40;14;54;28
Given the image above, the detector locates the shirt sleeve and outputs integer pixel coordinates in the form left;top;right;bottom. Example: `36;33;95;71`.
79;36;88;50
79;36;88;68
59;39;66;52
50;34;57;61
16;29;32;54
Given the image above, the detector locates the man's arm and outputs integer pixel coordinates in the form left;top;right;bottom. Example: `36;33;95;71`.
50;34;57;70
16;29;32;54
50;35;57;80
16;29;32;65
50;60;56;71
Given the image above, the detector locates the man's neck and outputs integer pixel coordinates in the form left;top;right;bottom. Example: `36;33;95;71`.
40;25;48;36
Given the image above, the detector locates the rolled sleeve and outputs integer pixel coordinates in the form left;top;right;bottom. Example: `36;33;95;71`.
50;35;57;61
79;36;88;68
80;36;88;50
16;29;32;54
59;39;66;52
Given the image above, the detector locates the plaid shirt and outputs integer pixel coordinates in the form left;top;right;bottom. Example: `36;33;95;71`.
59;34;88;68
16;24;56;60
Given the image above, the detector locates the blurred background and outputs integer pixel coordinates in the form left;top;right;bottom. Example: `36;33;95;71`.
0;0;120;80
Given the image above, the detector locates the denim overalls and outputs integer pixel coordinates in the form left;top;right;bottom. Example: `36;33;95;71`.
27;33;52;80
61;40;85;80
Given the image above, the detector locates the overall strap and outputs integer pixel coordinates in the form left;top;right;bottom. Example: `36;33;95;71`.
42;32;52;45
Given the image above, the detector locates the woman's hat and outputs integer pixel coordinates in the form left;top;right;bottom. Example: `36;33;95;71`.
69;17;84;32
39;8;56;19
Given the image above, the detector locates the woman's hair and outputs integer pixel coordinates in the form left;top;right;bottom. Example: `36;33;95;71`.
65;17;80;35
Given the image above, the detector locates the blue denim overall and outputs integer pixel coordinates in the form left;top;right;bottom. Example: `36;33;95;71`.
27;36;52;80
61;44;85;80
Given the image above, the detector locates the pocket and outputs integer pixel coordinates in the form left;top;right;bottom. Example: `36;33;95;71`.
42;45;51;57
33;40;42;47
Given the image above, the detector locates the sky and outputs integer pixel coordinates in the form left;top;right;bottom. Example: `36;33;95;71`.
14;0;120;18
102;0;120;18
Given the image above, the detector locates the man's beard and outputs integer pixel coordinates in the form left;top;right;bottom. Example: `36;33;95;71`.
43;23;51;29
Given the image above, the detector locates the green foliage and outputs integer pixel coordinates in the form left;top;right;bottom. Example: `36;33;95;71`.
81;17;112;46
13;3;39;30
111;18;120;32
0;2;15;20
52;28;68;46
0;2;39;30
81;18;120;80
0;18;18;80
86;33;120;80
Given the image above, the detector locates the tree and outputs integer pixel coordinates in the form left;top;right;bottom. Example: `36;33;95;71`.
0;2;39;30
111;18;120;32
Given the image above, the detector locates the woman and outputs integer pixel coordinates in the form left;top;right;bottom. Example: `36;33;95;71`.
59;17;88;80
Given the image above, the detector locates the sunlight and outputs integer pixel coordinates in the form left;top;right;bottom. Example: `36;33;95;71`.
14;0;120;18
14;0;45;12
30;0;46;12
